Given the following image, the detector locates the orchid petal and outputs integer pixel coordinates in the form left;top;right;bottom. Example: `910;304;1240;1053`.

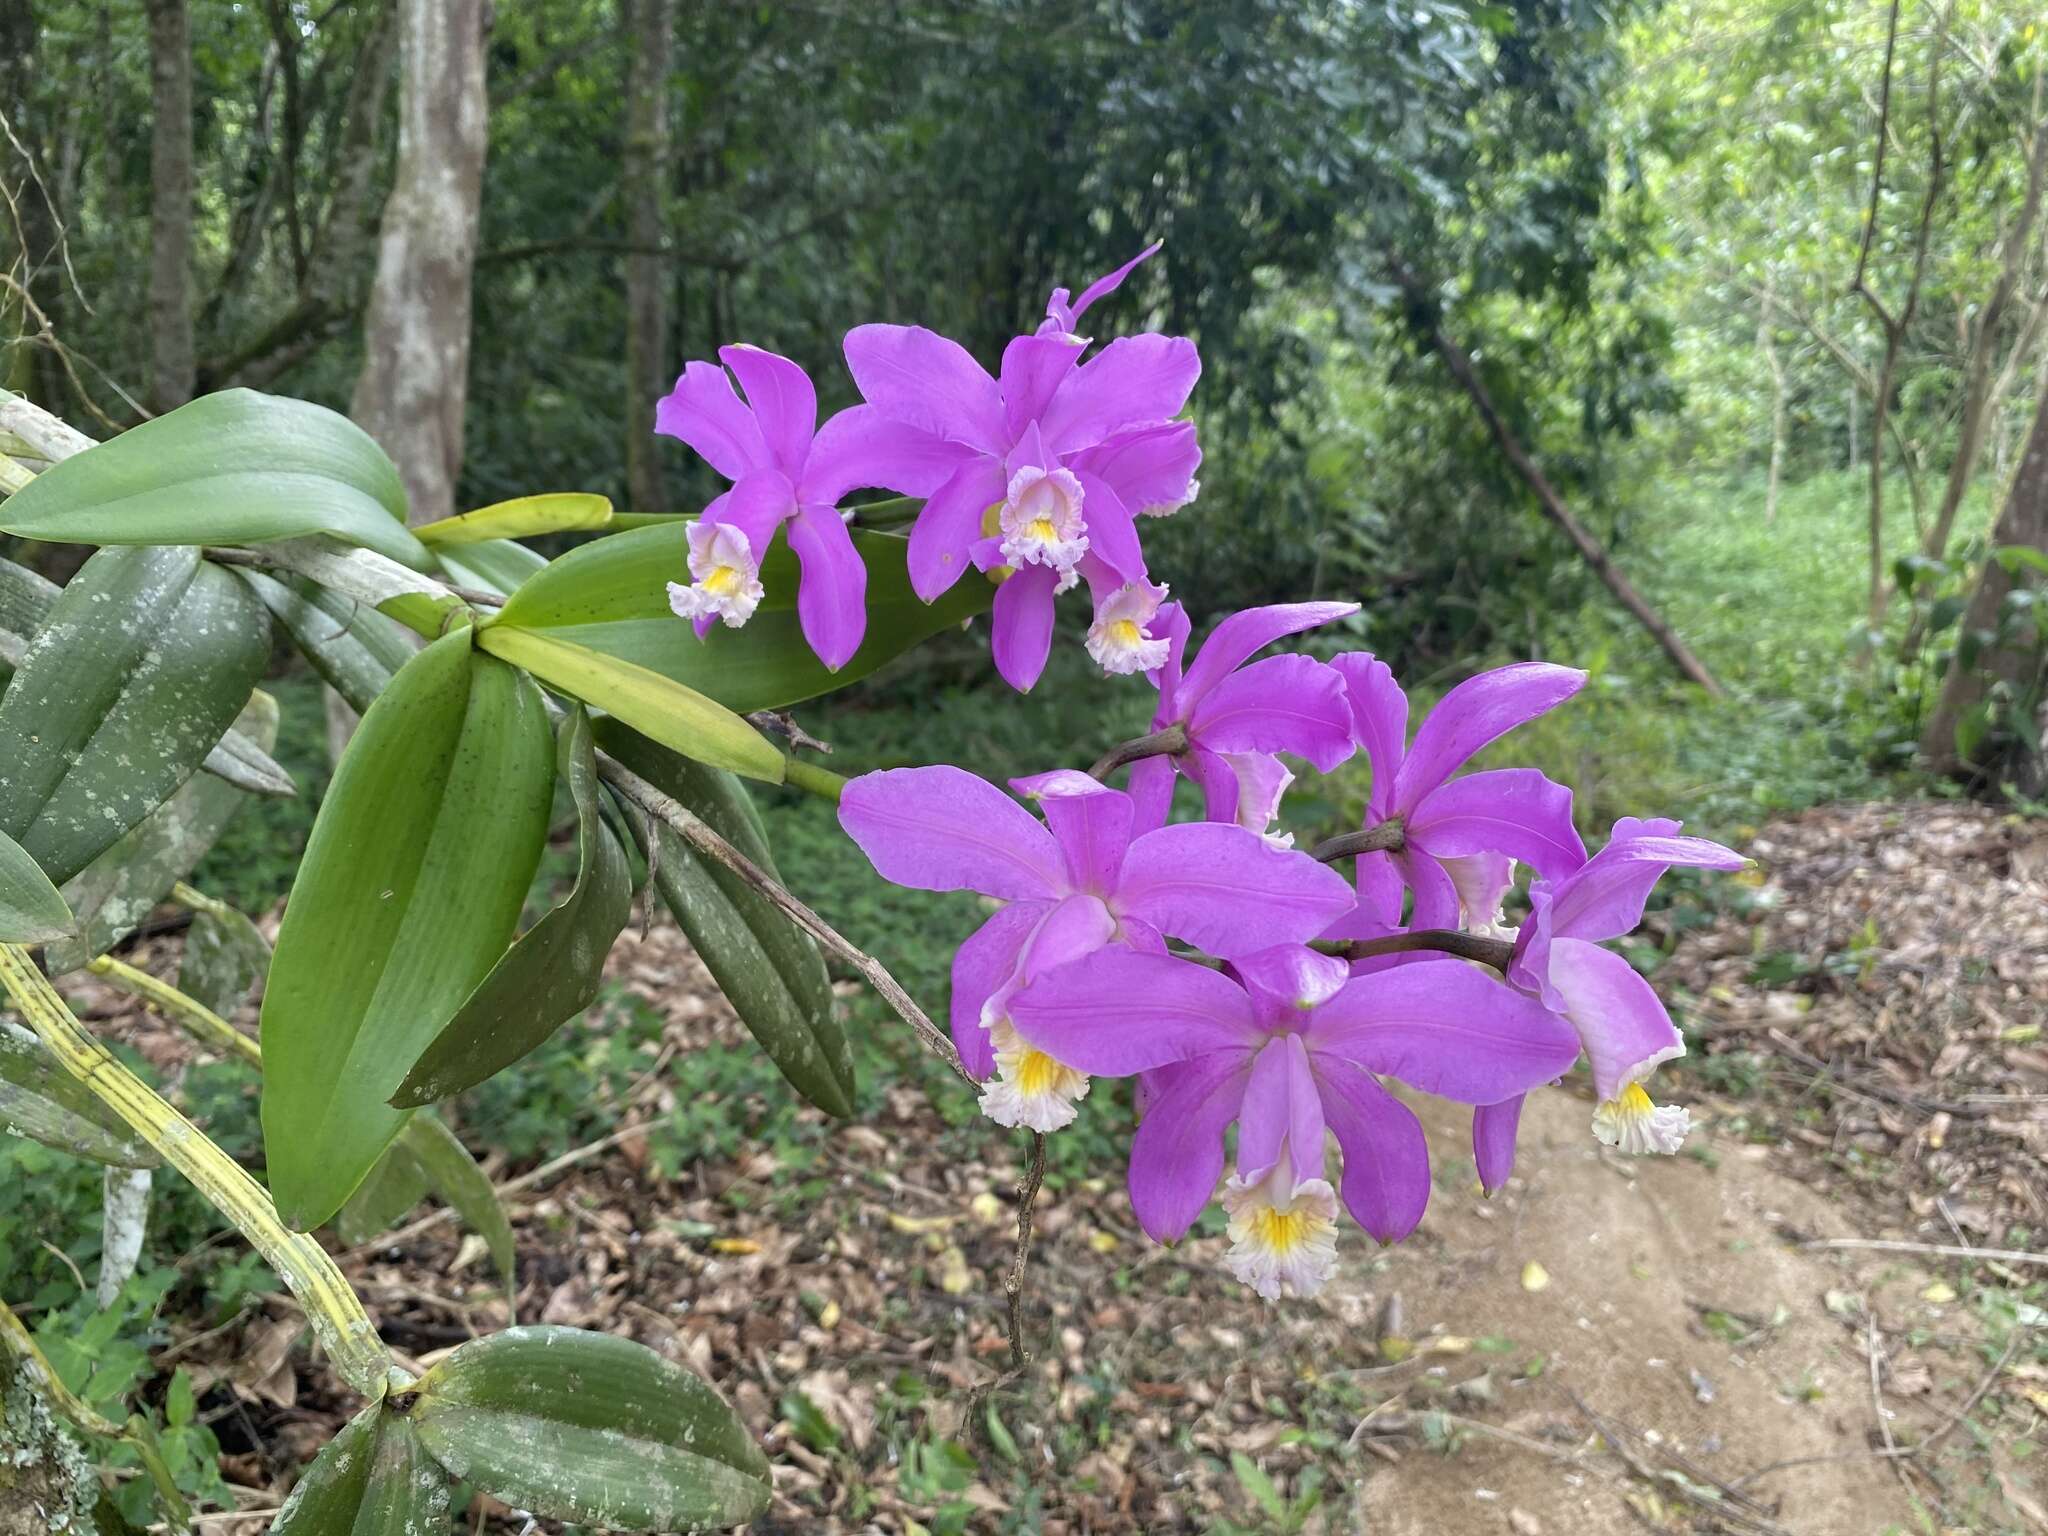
1149;601;1193;709
717;344;816;477
654;360;771;481
1180;604;1360;710
838;766;1062;900
1231;944;1351;1015
1397;847;1462;932
1008;950;1259;1076
1009;773;1135;894
1314;1059;1431;1243
1394;662;1587;812
1038;334;1202;456
1437;851;1516;930
1318;850;1406;942
1126;752;1177;835
1116;822;1355;957
949;903;1046;1080
1404;768;1586;881
1330;653;1408;821
1307;960;1581;1104
907;456;1006;602
1473;1096;1525;1195
1545;822;1745;944
999;331;1087;442
801;405;971;505
1237;1034;1327;1187
1544;937;1685;1103
1070;421;1202;520
1069;468;1146;584
706;470;797;556
1181;743;1241;827
1128;1050;1253;1242
1187;655;1356;772
785;505;867;671
990;563;1059;692
843;323;1006;453
1063;240;1162;325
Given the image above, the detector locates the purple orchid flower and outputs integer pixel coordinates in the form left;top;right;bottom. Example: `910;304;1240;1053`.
656;344;951;670
1008;944;1580;1297
1038;242;1164;335
842;306;1201;691
1468;818;1746;1191
836;766;1356;1130
1327;655;1589;942
1121;601;1361;839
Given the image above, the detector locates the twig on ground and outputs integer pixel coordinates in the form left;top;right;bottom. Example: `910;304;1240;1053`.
1005;1134;1048;1371
1800;1238;2048;1267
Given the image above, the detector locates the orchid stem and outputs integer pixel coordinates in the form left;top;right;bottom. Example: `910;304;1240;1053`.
1318;928;1516;973
1005;1133;1048;1371
1087;723;1187;781
783;756;847;803
595;751;972;1085
1310;819;1406;862
86;955;262;1068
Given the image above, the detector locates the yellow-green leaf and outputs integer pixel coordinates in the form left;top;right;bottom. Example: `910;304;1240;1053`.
415;493;613;546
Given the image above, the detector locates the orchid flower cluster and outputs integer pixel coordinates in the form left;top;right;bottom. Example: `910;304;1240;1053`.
656;248;1745;1302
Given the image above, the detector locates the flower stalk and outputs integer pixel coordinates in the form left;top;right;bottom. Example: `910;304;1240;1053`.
1309;818;1406;862
1086;722;1187;781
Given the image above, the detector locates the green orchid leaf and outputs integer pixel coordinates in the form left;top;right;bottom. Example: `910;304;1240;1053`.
0;389;426;568
597;721;852;1118
236;567;419;716
0;546;270;885
260;628;554;1231
0;1022;158;1168
393;706;633;1107
430;536;547;599
415;492;612;546
489;522;991;713
177;902;271;1020
0;827;71;944
392;1114;516;1303
409;1327;770;1531
269;1403;450;1536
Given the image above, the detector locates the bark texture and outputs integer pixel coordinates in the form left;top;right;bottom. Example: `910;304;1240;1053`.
351;0;492;525
1921;387;2048;783
145;0;195;411
623;0;676;514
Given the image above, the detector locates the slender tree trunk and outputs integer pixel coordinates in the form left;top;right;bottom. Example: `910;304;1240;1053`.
1759;281;1786;525
622;0;675;514
350;0;492;525
1424;317;1725;695
1921;384;2048;780
0;0;61;409
1923;106;2048;562
145;0;195;412
1847;379;1858;470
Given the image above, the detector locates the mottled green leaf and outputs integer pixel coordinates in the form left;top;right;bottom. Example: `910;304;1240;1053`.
44;692;279;975
490;522;991;713
0;546;270;884
0;1021;158;1168
394;1114;516;1302
0;389;426;568
393;707;633;1106
260;629;554;1231
597;722;852;1118
430;536;546;599
333;1138;431;1247
236;567;418;716
0;827;71;944
410;1327;769;1531
177;903;271;1020
270;1403;450;1536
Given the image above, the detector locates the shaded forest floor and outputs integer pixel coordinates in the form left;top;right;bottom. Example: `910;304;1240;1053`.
55;794;2048;1535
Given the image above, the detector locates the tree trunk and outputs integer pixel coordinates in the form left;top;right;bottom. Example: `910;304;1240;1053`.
1758;282;1786;525
622;0;675;514
1921;384;2048;781
145;0;195;412
1846;379;1858;471
350;0;492;526
1425;318;1725;695
0;0;61;409
1922;109;2048;562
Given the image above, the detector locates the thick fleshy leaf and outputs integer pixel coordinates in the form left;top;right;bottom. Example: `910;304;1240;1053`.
394;708;634;1107
0;389;426;567
476;622;784;783
333;1135;432;1247
45;691;279;975
0;827;70;943
1007;950;1256;1074
261;631;555;1230
1404;768;1586;881
0;546;270;884
409;1326;771;1531
1394;662;1586;812
269;1403;450;1536
489;522;991;713
414;493;613;546
237;568;419;715
0;1021;158;1168
394;1113;517;1303
1114;823;1355;957
601;722;853;1117
177;902;271;1018
1307;960;1580;1104
429;536;548;599
1127;1050;1252;1242
839;766;1062;901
